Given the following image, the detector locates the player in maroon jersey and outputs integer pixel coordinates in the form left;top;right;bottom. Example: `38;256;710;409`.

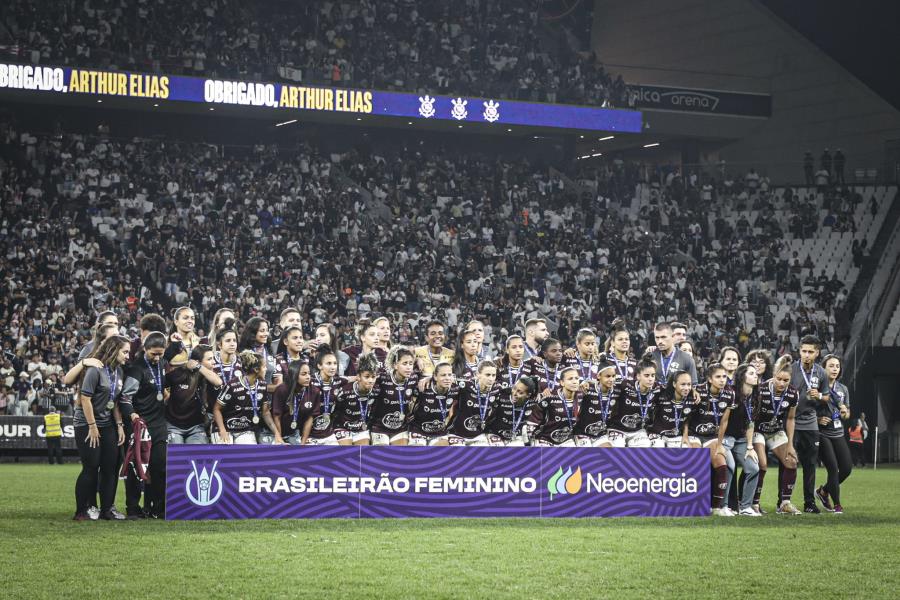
532;338;563;393
409;361;459;445
333;352;378;445
369;346;417;445
485;375;537;446
449;361;498;445
271;360;317;445
212;350;268;445
601;320;637;384
562;328;600;384
526;366;583;446
684;362;736;516
497;334;533;392
344;320;384;376
752;355;801;514
572;362;617;447
451;327;482;381
605;357;660;447
305;346;346;445
648;370;694;448
274;326;306;384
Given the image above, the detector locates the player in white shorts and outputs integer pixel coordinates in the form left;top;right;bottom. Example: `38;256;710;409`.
603;357;659;447
648;370;694;448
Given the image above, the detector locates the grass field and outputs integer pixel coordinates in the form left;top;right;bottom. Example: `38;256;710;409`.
1;464;898;599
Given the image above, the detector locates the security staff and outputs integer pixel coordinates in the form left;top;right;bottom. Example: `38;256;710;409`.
44;405;63;464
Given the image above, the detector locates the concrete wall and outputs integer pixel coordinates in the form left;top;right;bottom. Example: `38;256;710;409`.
592;0;900;182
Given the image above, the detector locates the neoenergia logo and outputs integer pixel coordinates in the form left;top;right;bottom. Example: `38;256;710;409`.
547;466;582;500
186;460;223;507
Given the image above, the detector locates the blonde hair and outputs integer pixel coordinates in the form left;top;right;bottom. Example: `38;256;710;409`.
773;355;793;375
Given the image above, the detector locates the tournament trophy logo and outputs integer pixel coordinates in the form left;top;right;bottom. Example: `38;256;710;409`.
185;460;224;507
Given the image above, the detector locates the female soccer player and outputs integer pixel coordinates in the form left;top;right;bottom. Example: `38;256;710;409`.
305;346;345;445
451;328;482;380
752;355;801;515
73;335;130;520
533;338;563;392
816;354;852;513
485;375;536;446
449;360;497;445
238;317;280;391
333;352;379;445
373;316;393;353
498;334;532;391
564;328;599;384
369;346;417;445
170;306;201;358
409;361;458;446
723;363;761;516
205;307;236;347
165;345;221;444
274;326;306;384
345;320;382;375
605;358;659;447
572;362;617;447
718;346;741;387
527;366;582;446
271;360;316;445
678;340;696;358
685;362;736;516
212;350;267;445
315;323;351;376
213;321;240;393
602;320;636;383
463;319;491;360
648;370;694;448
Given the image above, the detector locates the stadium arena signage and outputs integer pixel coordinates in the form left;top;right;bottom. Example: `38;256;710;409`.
629;83;772;117
165;446;709;520
0;62;641;133
0;416;76;450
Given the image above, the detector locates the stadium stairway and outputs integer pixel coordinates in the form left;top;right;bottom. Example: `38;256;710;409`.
883;300;900;346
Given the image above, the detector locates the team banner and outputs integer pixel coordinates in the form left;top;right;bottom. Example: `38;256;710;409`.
0;63;642;133
165;446;710;520
0;415;76;450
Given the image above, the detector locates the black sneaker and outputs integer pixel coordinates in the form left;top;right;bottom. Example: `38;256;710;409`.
815;486;834;511
804;503;821;514
126;509;146;520
100;507;126;520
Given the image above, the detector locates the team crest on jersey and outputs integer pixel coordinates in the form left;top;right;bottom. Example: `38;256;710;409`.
382;411;404;429
421;420;443;433
550;427;572;442
621;414;643;429
458;381;467;389
781;401;789;408
464;416;482;431
718;402;727;409
585;422;606;436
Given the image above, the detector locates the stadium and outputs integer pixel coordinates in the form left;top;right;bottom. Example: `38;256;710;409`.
1;0;899;598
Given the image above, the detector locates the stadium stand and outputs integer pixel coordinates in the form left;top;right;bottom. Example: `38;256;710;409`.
0;0;630;107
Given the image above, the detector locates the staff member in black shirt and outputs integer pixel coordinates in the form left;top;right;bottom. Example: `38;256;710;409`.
120;332;169;519
73;335;130;521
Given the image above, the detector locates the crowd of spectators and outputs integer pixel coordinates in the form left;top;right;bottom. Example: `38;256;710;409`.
1;0;630;107
2;115;873;416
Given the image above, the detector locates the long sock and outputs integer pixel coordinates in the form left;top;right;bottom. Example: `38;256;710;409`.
712;465;728;509
779;467;797;504
754;469;766;505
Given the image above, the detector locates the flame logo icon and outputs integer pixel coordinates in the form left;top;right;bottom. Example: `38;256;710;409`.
547;466;582;501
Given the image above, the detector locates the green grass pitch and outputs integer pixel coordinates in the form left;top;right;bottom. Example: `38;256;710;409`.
1;464;898;599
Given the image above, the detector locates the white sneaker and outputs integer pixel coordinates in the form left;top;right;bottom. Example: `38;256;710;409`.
712;507;736;517
739;507;762;517
87;506;100;521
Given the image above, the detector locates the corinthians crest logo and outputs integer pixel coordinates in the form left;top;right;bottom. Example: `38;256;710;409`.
185;460;224;507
